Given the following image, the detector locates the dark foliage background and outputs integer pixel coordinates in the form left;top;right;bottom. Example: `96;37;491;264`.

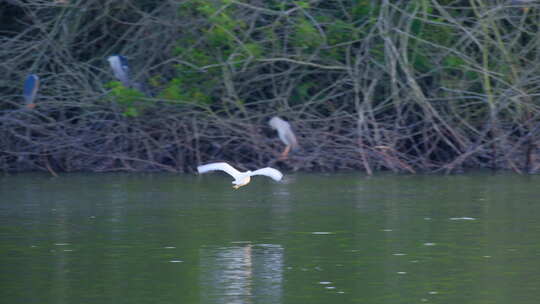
1;0;539;174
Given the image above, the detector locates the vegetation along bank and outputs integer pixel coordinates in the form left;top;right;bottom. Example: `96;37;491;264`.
1;1;539;174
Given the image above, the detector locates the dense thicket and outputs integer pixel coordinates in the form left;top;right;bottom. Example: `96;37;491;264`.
1;0;539;174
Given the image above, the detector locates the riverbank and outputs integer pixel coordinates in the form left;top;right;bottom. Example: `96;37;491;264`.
1;101;539;174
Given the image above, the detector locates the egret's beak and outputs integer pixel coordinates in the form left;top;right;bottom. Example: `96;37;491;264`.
233;182;247;189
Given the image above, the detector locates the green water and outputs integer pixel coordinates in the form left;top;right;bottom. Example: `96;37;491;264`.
1;172;540;304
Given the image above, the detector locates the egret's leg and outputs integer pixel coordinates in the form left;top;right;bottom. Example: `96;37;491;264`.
279;145;291;160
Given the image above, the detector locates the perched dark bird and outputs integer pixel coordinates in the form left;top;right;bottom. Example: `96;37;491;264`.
23;74;39;109
107;55;131;87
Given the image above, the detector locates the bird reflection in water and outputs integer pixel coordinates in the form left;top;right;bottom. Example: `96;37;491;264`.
199;243;283;304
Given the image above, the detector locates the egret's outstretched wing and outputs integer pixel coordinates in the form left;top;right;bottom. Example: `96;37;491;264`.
197;162;242;179
251;167;283;181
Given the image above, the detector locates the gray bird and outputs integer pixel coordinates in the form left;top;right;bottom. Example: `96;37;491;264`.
23;74;39;109
107;55;131;87
269;116;299;160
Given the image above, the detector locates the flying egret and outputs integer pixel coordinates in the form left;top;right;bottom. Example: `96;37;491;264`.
107;55;131;87
269;116;298;160
23;74;39;109
197;162;283;189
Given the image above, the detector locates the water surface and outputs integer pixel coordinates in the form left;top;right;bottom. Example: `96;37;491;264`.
1;171;540;303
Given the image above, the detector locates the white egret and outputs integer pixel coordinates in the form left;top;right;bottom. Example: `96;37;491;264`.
269;116;298;160
197;162;283;189
23;74;39;109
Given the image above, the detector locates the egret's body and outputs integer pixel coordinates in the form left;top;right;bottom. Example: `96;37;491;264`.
269;116;298;160
23;74;39;109
197;162;283;189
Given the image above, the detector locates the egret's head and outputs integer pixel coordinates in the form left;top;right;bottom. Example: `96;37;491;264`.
232;174;251;189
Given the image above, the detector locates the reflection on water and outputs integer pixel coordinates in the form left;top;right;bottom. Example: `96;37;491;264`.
200;244;283;304
2;172;540;304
